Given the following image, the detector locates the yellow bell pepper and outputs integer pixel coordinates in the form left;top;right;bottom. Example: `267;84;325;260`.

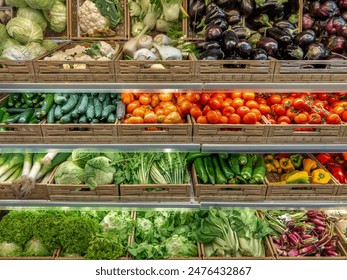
279;158;295;171
311;169;331;184
265;155;274;163
273;159;280;169
286;171;310;184
266;163;277;172
303;158;317;173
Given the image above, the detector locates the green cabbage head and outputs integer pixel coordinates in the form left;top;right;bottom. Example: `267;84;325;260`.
43;1;67;33
165;235;198;258
54;161;85;185
6;17;43;44
0;39;21;56
17;7;48;32
0;23;10;42
0;242;22;257
24;238;50;257
84;156;115;190
41;40;58;51
25;0;54;10
5;0;28;7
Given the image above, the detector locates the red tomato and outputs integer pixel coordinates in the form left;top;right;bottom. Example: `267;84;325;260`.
209;98;221;110
242;92;255;101
127;100;141;114
206;110;221;124
318;93;329;100
232;98;244;109
180;100;192;114
231;92;242;99
273;104;286;116
196;116;208;124
121;92;135;105
292;98;305;110
139;94;151;105
243;112;257;124
228;114;241;124
286;108;297;120
342;111;347;122
259;104;270;115
190;107;203;119
199;93;211;105
222;106;235;117
245;100;259;109
144;112;157;123
281;97;293;107
277;116;291;124
202;105;212;115
251;108;262;121
221;100;232;110
333;105;345;116
269;94;282;104
159;92;173;102
236;106;251;118
326;113;342;124
213;92;227;101
308;113;322;124
294;113;308;124
218;116;228;124
176;95;186;107
257;98;267;105
185;91;200;103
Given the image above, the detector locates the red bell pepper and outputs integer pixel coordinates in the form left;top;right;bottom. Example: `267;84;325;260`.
342;153;347;161
326;160;342;171
331;166;347;184
316;153;333;165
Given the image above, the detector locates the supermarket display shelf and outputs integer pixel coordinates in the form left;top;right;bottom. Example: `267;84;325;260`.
2;83;347;92
0;144;347;153
1;199;347;209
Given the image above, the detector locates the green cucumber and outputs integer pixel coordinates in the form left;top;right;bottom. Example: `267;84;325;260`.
77;94;89;115
79;114;87;124
0;97;9;109
59;113;72;124
54;93;68;105
18;109;34;123
8;94;15;107
98;93;106;102
101;105;116;120
54;105;63;120
47;104;56;124
61;94;78;114
93;98;103;119
86;97;95;121
103;95;111;108
5;114;21;124
92;118;100;124
6;108;26;114
71;95;83;119
40;93;55;117
107;113;116;123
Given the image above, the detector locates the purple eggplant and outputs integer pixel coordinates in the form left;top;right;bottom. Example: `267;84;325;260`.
247;14;272;30
338;25;347;38
199;48;224;60
282;44;304;60
305;43;330;60
240;0;254;17
325;16;346;34
317;1;339;18
251;48;268;60
189;0;206;31
222;29;239;53
232;25;254;39
266;27;293;46
195;41;221;51
224;8;241;25
294;31;316;47
338;0;347;9
325;35;346;53
236;39;252;58
257;37;279;57
274;20;296;30
207;18;229;31
205;25;223;41
215;0;236;7
256;0;285;20
303;13;315;30
309;1;321;17
205;3;225;24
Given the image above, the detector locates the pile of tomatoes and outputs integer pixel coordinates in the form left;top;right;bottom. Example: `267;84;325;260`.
182;91;264;124
262;93;346;125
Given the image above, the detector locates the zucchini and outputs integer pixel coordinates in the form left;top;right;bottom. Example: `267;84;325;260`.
101;105;116;120
18;109;34;124
0;108;6;122
86;97;95;121
61;94;78;114
6;108;25;114
15;102;22;109
47;104;56;124
0;97;9;109
54;93;68;105
23;94;33;107
5;114;21;124
98;93;106;102
79;115;87;124
40;93;55;117
107;113;116;123
12;93;20;102
54;105;63;120
77;94;89;115
0;112;10;130
71;95;83;119
29;117;39;124
116;101;126;120
93;98;102;119
59;113;72;124
8;94;15;107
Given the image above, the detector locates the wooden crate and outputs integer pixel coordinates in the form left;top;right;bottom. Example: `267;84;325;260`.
335;225;347;250
266;122;343;144
41;121;118;144
192;164;267;200
118;115;193;143
194;55;275;83
0;60;36;83
340;124;347;143
266;154;338;199
69;0;127;40
115;51;196;82
200;237;275;260
273;60;347;82
47;167;119;201
0;249;58;260
34;42;119;83
0;172;50;200
192;116;269;144
128;211;202;260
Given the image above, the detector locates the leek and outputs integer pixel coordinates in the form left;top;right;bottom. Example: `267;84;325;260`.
0;154;24;177
0;164;22;183
41;152;58;166
0;153;11;166
4;166;22;184
36;153;71;180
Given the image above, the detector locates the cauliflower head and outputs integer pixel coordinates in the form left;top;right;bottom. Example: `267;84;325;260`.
79;0;109;36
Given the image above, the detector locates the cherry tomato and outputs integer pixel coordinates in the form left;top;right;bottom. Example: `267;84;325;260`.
242;92;255;101
236;106;251;118
209;98;221;110
243;112;257;124
286;108;297;120
206;110;221;124
228;114;241;124
318;93;328;100
196;115;208;124
281;97;293;107
222;106;235;117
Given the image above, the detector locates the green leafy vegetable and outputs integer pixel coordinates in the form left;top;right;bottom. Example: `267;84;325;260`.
93;0;123;28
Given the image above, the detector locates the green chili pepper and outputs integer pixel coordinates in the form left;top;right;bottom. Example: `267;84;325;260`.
218;157;234;180
213;156;227;184
239;154;248;165
229;154;241;175
204;157;216;184
240;154;254;180
194;158;209;184
252;155;266;184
